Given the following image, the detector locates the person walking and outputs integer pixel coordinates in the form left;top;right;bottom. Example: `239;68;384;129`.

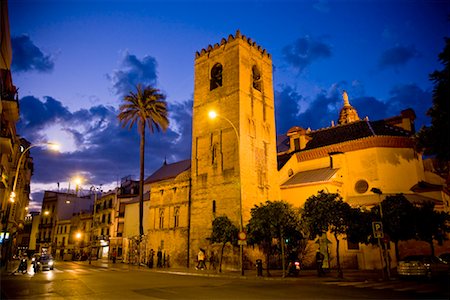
157;249;162;268
148;249;154;268
316;250;325;277
196;249;206;270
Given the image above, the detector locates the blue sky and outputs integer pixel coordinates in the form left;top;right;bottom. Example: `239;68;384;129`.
8;0;450;210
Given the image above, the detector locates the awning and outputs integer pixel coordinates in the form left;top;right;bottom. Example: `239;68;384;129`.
281;168;339;187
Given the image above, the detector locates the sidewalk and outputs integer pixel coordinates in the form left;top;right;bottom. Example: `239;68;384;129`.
79;259;386;283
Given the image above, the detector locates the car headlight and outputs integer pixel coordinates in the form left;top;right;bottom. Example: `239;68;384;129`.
49;260;54;266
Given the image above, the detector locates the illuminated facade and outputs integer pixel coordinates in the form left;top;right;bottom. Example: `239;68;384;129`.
127;31;448;270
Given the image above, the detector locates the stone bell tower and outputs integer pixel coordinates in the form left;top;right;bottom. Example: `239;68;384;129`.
189;30;280;262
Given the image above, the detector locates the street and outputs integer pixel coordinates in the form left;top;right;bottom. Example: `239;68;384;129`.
1;260;449;299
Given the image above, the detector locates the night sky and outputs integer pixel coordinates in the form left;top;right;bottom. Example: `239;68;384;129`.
8;0;450;210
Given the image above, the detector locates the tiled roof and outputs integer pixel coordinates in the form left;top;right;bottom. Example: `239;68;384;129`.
144;159;191;184
276;119;411;169
304;119;411;150
281;168;339;187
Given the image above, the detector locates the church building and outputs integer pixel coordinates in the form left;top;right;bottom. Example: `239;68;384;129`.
123;31;449;270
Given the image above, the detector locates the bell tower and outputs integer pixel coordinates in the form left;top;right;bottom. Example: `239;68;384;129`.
190;30;280;262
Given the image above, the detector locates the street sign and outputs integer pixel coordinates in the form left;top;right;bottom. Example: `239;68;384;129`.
238;240;247;246
372;221;384;239
238;231;247;241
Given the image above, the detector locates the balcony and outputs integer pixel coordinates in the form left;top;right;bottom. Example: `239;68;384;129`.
1;98;19;123
39;223;53;229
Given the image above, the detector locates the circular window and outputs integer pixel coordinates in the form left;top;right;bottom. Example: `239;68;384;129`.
355;180;369;194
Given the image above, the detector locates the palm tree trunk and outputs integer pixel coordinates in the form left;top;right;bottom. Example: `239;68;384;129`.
139;121;145;237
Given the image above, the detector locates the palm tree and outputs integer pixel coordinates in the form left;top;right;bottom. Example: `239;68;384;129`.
118;84;169;237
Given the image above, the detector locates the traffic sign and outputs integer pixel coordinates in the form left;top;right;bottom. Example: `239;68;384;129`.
238;231;247;241
372;221;384;239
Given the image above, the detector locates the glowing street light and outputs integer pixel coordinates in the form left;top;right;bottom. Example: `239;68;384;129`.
208;110;245;276
10;142;60;202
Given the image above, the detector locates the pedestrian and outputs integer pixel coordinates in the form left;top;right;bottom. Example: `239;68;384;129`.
209;251;217;270
112;249;117;264
196;249;206;270
316;250;325;277
148;249;154;268
157;249;162;268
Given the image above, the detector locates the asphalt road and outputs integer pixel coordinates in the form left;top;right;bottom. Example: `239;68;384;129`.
1;261;449;299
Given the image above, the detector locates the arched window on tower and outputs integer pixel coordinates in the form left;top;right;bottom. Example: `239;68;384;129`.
159;209;165;229
174;207;180;228
210;63;223;90
252;65;262;91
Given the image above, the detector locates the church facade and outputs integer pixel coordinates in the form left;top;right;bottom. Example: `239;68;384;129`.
123;31;449;270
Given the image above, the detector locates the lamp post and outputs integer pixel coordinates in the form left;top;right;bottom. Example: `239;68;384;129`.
208;110;245;276
2;142;59;267
88;185;102;264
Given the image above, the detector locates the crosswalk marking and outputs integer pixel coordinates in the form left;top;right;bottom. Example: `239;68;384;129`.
322;279;446;295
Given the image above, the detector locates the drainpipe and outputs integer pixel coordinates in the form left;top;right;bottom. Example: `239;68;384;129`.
187;177;192;268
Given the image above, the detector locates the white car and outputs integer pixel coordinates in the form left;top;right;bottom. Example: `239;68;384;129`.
397;255;448;278
40;255;55;271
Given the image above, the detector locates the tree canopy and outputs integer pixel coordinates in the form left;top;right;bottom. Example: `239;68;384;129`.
302;190;351;278
416;37;450;163
247;200;302;276
210;215;239;272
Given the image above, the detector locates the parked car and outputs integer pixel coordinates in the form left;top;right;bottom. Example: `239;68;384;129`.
397;255;448;278
438;253;450;264
40;255;54;271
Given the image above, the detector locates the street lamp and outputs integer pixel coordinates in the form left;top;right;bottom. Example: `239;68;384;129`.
10;142;59;203
2;142;59;267
208;110;245;276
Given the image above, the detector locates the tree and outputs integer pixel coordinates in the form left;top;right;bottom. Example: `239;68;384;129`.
210;216;239;272
118;84;169;237
346;207;376;246
247;201;302;277
302;191;351;278
416;38;450;166
371;194;416;262
414;201;450;256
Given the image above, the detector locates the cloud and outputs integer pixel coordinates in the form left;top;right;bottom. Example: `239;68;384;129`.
378;45;419;70
107;52;158;97
385;83;431;128
11;35;55;73
274;83;431;134
282;36;332;72
18;96;193;201
313;0;331;13
274;85;304;134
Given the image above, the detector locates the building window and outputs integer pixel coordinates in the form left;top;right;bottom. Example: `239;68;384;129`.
347;240;359;250
62;237;66;246
159;209;164;229
294;138;300;151
355;180;369;194
252;65;262;91
210;63;223;90
174;208;180;228
212;200;216;214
